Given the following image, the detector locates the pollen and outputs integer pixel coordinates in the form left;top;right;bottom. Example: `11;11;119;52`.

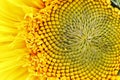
24;0;120;79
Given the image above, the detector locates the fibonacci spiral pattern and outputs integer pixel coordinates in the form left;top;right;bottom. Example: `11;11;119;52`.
24;0;120;79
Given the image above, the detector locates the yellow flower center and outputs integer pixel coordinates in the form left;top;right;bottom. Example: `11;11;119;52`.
24;0;120;79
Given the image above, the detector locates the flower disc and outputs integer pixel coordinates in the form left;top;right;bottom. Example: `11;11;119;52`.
24;0;120;79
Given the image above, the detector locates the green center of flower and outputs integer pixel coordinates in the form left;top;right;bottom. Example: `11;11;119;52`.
24;0;120;79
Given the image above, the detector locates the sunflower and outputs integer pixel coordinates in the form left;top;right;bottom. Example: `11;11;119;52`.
0;0;120;80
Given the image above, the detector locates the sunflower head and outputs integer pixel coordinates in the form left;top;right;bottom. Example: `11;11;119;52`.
0;0;120;80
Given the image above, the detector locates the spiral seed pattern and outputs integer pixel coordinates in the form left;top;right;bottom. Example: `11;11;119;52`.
24;0;120;79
